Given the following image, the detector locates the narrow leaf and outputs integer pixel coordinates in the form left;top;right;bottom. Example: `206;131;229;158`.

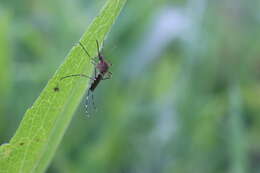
0;0;127;172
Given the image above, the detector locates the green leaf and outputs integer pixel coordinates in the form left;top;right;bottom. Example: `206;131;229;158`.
0;0;127;172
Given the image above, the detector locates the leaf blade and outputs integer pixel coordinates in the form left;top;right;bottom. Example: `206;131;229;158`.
0;0;127;172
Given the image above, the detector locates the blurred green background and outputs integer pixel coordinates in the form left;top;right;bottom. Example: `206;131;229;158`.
1;0;260;172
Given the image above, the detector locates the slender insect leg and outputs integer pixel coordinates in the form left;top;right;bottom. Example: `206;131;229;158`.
79;41;100;62
102;77;111;80
79;42;91;58
91;60;97;65
107;60;112;66
60;74;95;81
91;57;98;63
90;60;97;78
102;71;112;80
108;71;112;76
56;74;94;92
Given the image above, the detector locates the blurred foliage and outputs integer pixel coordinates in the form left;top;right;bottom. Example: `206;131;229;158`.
0;0;260;173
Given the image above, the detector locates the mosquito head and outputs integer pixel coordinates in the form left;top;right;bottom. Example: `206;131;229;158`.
97;60;111;74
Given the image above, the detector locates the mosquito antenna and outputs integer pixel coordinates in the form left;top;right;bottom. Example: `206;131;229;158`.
96;40;101;57
79;42;91;58
60;74;94;81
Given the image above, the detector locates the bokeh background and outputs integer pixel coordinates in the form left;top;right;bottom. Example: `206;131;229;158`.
1;0;260;172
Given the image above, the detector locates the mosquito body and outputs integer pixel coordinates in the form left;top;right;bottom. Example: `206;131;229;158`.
57;40;112;114
88;41;112;92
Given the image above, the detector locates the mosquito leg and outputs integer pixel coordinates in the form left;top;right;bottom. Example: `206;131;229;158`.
91;60;98;67
107;60;112;66
91;57;98;62
79;42;91;58
102;77;110;80
60;74;95;81
102;72;112;80
91;60;97;65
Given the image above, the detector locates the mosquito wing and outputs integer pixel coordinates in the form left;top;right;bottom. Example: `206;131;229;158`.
84;90;97;116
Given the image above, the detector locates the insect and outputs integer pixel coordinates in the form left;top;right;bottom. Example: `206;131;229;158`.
53;86;60;92
57;40;112;114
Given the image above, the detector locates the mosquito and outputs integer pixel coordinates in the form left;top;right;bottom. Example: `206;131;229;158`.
56;40;112;114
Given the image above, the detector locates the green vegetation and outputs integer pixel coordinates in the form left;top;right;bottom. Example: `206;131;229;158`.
0;0;126;172
0;0;260;173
